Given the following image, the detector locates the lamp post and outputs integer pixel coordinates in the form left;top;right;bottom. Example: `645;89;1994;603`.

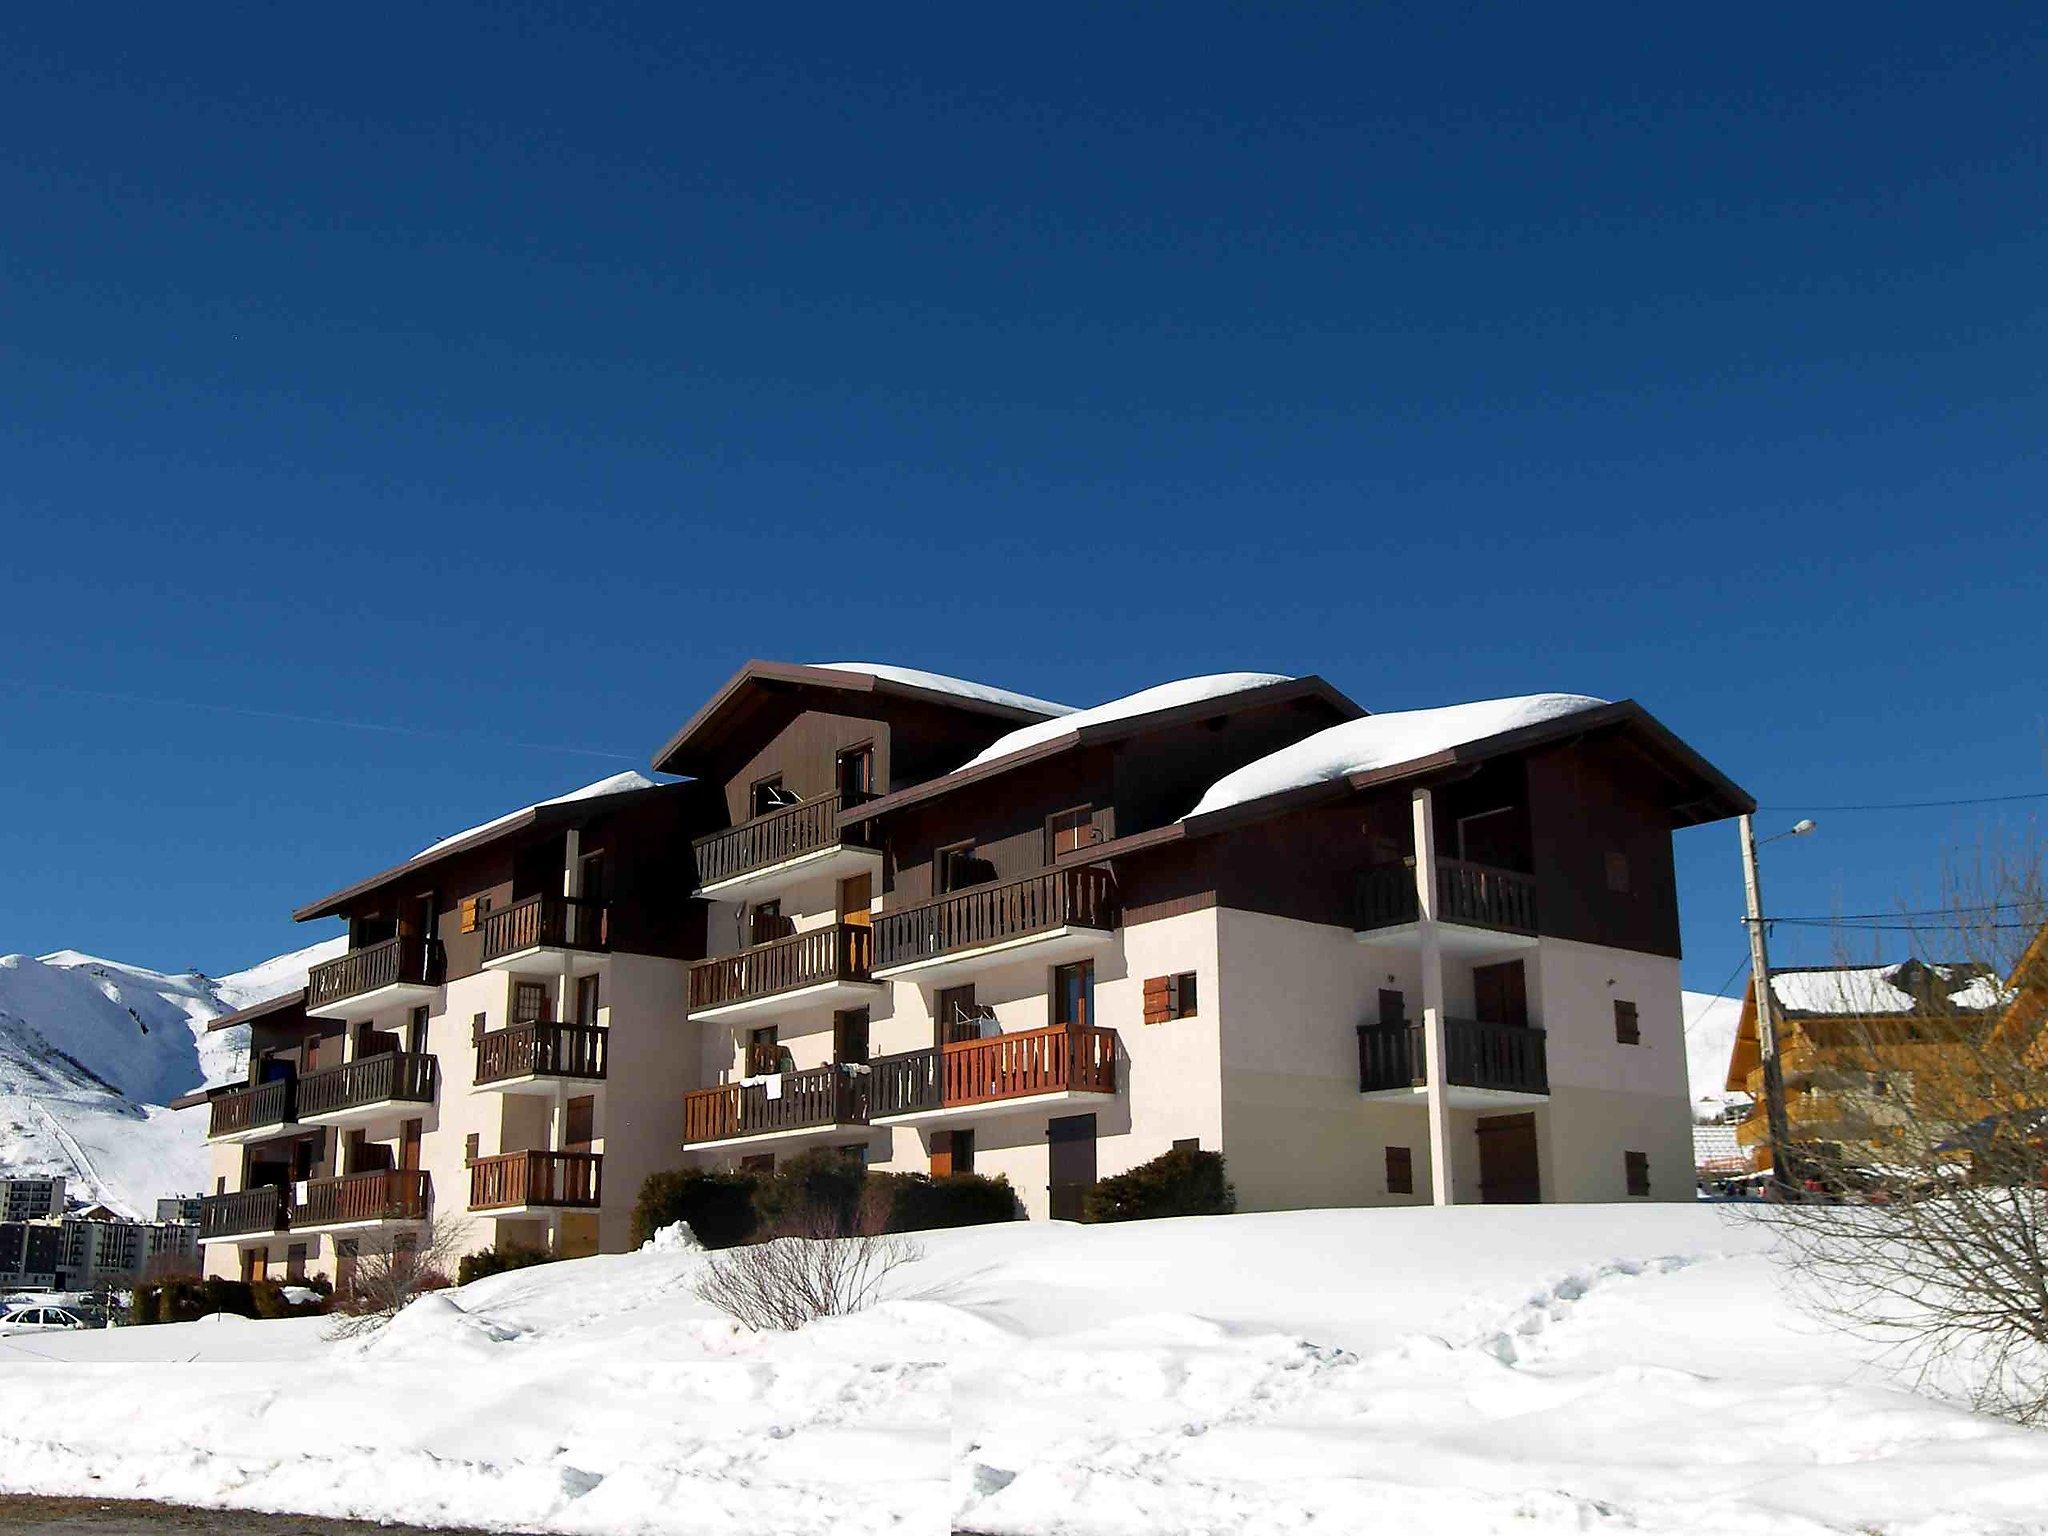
1738;814;1816;1195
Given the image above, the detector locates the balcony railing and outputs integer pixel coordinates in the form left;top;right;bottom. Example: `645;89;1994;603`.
199;1186;288;1241
469;1150;603;1211
873;866;1118;972
297;1051;437;1119
475;1021;608;1086
307;935;441;1012
693;793;874;888
686;923;875;1014
1358;858;1538;936
207;1078;296;1139
292;1169;431;1228
1356;1017;1549;1096
869;1025;1120;1118
480;895;609;964
682;1063;867;1144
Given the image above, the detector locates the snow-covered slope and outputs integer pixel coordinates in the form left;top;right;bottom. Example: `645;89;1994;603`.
3;1205;2043;1535
1682;988;1747;1121
0;939;341;1216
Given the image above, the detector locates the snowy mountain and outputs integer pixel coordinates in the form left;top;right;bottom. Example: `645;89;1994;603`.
0;938;342;1217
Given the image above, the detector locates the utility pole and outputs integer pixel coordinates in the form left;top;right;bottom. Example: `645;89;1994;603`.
1738;813;1793;1195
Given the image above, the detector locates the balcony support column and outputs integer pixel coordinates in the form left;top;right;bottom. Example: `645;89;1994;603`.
1413;788;1455;1207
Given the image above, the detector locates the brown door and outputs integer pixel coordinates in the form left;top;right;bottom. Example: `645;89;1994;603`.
1047;1113;1097;1219
1472;961;1528;1026
565;1095;596;1154
1052;962;1094;1029
1476;1113;1541;1204
934;985;978;1046
335;1238;358;1298
240;1247;262;1284
838;873;872;926
400;1118;423;1172
750;900;786;946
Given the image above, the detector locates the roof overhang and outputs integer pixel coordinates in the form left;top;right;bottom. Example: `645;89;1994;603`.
293;779;692;922
204;989;312;1034
653;661;1065;777
837;676;1365;826
1177;699;1753;838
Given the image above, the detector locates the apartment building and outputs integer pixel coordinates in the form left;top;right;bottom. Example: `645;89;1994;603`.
0;1176;66;1222
0;1221;63;1291
194;661;1748;1282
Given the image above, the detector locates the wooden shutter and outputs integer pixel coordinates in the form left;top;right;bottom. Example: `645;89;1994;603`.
459;897;480;934
464;1133;479;1166
1143;975;1173;1025
1614;999;1640;1045
1625;1150;1650;1196
1385;1146;1414;1195
566;1095;596;1153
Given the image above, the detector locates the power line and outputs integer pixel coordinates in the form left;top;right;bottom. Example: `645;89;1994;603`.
1684;956;1750;1034
1758;790;2048;813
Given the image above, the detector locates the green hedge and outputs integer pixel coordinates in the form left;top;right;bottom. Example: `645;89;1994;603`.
631;1167;761;1248
457;1244;558;1286
871;1171;1020;1231
1082;1147;1236;1223
133;1275;330;1325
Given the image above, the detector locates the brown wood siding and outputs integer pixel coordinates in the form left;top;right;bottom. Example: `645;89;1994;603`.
1523;739;1683;958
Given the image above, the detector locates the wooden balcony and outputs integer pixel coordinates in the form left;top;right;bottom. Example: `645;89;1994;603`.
1356;1017;1549;1103
692;793;881;899
480;895;609;973
681;1064;868;1147
1357;859;1538;947
291;1169;431;1231
685;923;879;1020
475;1020;608;1091
206;1079;296;1142
469;1150;603;1212
198;1186;289;1242
869;1025;1120;1124
306;935;442;1018
872;866;1119;982
296;1051;437;1126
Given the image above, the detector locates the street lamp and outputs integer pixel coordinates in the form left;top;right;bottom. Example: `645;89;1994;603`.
1738;814;1819;1195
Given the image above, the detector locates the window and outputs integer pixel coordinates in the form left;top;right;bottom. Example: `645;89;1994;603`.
1625;1150;1650;1197
1613;999;1640;1046
1378;989;1406;1025
836;744;876;803
749;900;788;946
931;1129;974;1176
749;776;790;817
1386;1146;1415;1196
834;1008;871;1066
935;985;982;1045
740;1154;775;1174
1605;851;1632;894
936;841;987;894
1172;1137;1200;1154
746;1026;781;1076
1052;961;1095;1029
1143;972;1198;1024
575;975;601;1027
1048;806;1101;860
513;982;547;1025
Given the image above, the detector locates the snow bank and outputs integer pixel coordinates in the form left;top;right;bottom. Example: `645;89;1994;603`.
962;674;1295;771
1188;693;1609;819
4;1205;2044;1535
809;662;1074;719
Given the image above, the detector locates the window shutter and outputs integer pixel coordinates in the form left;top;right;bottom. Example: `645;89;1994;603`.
1143;975;1173;1025
1386;1146;1414;1195
1625;1150;1650;1196
1614;999;1640;1045
464;1133;479;1166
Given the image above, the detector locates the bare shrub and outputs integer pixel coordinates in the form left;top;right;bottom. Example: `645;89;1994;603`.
324;1221;469;1338
1746;836;2048;1420
691;1186;921;1331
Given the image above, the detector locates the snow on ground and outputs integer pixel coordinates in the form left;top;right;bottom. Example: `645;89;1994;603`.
1188;693;1609;819
0;940;340;1215
414;770;661;859
962;674;1295;771
1683;988;1747;1121
809;663;1075;720
4;1204;2046;1534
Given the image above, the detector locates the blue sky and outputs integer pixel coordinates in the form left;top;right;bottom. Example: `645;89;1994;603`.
2;6;2043;1003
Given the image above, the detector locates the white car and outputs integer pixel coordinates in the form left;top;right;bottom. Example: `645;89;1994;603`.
0;1304;91;1335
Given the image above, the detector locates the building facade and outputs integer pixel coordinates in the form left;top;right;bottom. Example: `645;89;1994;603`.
0;1176;66;1223
194;663;1748;1284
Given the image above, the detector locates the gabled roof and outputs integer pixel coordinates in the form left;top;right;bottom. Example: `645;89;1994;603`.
652;660;1072;777
203;988;311;1034
1178;697;1752;834
293;775;693;922
838;675;1365;825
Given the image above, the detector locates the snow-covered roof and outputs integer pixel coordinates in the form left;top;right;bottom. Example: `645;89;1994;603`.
415;771;660;859
809;663;1074;721
1186;694;1610;820
961;674;1296;771
1769;962;2008;1017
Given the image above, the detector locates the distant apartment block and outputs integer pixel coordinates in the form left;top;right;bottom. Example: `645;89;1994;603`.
190;662;1750;1285
0;1176;66;1222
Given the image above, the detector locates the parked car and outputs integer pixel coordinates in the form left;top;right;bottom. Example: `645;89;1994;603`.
0;1304;92;1335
